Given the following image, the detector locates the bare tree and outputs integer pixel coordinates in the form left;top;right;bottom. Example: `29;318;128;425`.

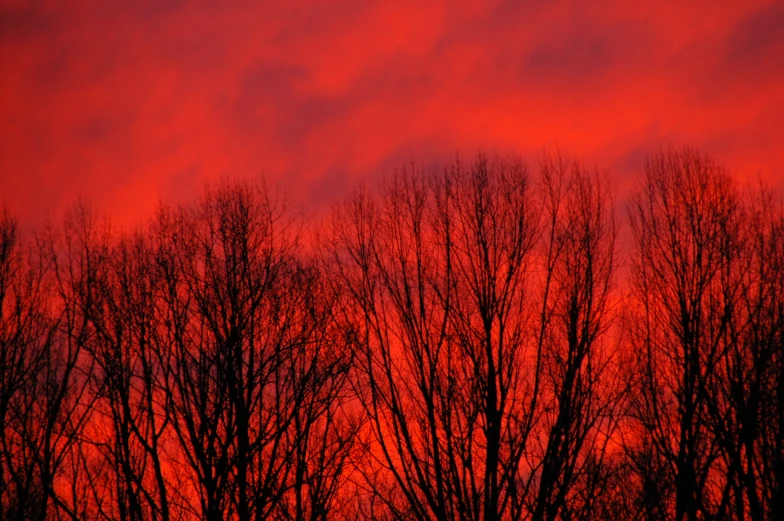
327;153;621;521
628;148;744;521
703;184;784;521
529;156;622;521
0;207;52;520
150;179;358;521
81;228;173;521
17;201;107;521
4;147;783;521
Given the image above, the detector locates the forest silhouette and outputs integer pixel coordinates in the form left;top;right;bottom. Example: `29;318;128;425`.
1;148;782;521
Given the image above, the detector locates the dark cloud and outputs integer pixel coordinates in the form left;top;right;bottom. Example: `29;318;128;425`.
524;20;654;84
727;2;784;76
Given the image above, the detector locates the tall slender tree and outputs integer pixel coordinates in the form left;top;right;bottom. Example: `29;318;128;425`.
628;148;743;521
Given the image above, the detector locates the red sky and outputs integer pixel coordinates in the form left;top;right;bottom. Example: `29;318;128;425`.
1;0;782;227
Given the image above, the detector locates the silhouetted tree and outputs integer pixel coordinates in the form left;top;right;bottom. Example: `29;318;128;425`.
83;229;172;521
704;184;784;521
628;148;744;521
151;180;358;521
0;207;51;520
328;153;622;521
529;156;623;521
2;147;782;521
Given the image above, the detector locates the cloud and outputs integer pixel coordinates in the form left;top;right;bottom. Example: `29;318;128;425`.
728;2;784;68
0;0;781;227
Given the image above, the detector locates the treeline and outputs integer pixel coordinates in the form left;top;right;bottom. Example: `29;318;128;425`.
0;148;782;521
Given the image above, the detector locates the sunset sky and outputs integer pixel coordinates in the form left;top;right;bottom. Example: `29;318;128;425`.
1;0;782;226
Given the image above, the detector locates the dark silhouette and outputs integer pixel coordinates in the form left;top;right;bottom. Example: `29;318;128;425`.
1;149;781;520
627;148;784;521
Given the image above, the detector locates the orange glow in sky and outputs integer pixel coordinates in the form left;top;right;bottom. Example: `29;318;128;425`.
1;0;782;225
